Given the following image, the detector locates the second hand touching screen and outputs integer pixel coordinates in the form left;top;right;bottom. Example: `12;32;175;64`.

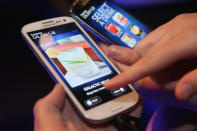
71;0;149;49
27;23;132;110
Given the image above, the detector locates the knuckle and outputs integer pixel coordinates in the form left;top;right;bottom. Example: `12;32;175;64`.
175;13;188;20
173;13;197;36
173;13;190;25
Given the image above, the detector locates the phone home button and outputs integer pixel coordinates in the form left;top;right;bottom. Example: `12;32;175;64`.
110;105;123;112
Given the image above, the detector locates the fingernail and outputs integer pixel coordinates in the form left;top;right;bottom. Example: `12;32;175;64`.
179;84;193;101
109;47;120;59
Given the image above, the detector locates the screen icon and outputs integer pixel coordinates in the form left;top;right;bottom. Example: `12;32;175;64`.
105;22;121;35
111;88;126;96
85;96;102;107
130;24;142;36
112;12;128;26
121;33;137;48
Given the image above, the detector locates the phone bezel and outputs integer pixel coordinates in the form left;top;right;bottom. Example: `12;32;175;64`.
21;16;139;123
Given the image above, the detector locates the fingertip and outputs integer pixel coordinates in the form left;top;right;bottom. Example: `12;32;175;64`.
175;83;193;101
175;69;197;101
108;45;120;58
104;76;124;90
104;82;113;90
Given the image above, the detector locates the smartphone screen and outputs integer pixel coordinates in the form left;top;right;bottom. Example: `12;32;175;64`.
27;22;132;110
71;0;149;48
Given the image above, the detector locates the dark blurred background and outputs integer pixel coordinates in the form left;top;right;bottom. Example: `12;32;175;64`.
0;0;196;130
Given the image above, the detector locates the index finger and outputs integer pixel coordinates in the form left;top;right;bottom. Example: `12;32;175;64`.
104;31;195;89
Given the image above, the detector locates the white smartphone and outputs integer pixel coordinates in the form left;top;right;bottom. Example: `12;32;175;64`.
21;16;139;124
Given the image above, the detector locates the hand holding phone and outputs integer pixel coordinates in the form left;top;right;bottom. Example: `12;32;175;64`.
21;17;139;123
34;84;120;130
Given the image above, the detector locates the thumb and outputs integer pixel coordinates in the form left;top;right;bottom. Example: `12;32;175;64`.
41;84;65;110
34;84;66;131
